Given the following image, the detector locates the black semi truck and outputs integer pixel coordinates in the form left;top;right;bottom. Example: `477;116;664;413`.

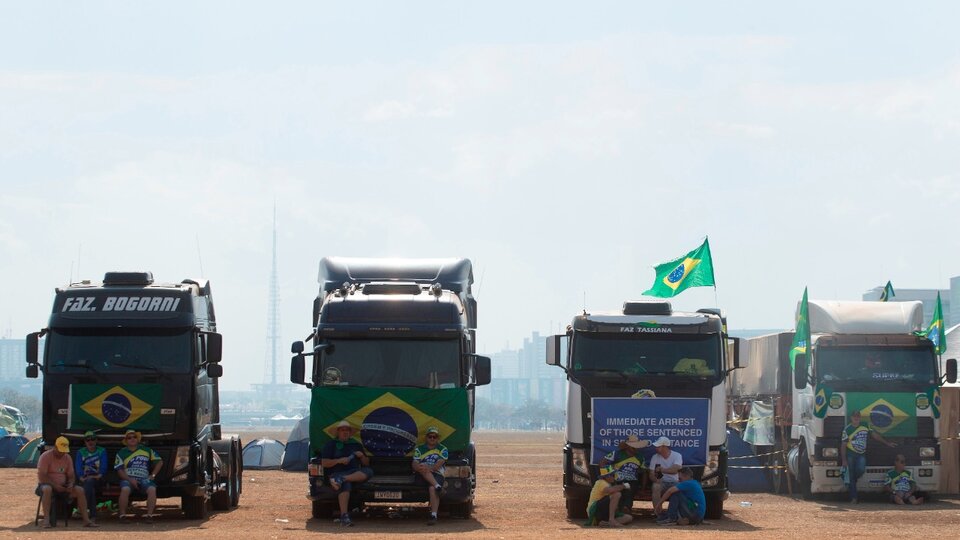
26;271;241;518
290;257;491;519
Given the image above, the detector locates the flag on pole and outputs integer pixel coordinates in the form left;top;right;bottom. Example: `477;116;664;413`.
642;238;715;298
789;287;811;369
879;281;895;302
921;292;946;355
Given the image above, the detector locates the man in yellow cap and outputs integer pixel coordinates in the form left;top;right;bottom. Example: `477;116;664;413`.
36;435;98;527
586;466;633;527
115;429;163;520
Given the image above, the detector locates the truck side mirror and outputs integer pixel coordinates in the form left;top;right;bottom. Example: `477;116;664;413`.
206;363;223;378
26;332;40;365
26;364;39;378
947;358;957;384
545;335;564;369
475;355;491;386
290;354;306;385
291;341;304;354
793;353;808;390
730;337;744;369
206;333;223;363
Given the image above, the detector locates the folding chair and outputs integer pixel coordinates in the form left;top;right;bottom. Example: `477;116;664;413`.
35;490;71;527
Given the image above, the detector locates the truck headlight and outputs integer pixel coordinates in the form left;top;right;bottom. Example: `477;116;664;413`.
822;447;838;458
919;447;935;458
444;466;472;479
703;450;720;477
173;446;191;473
571;448;588;476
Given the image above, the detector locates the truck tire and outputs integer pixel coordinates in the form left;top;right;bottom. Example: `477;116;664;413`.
312;500;336;520
182;494;208;519
211;445;233;511
447;500;474;518
768;453;785;494
230;443;241;507
565;497;588;519
704;492;724;520
797;448;813;500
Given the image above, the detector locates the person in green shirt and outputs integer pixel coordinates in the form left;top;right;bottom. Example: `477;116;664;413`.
115;430;163;521
840;410;895;503
412;426;448;525
586;467;633;527
598;435;649;512
884;454;923;505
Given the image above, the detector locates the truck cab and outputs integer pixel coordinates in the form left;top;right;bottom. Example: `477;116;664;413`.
547;300;740;519
290;258;490;519
25;271;241;518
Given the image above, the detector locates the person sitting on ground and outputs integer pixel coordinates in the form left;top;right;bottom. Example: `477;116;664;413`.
321;420;373;527
655;467;706;526
598;435;649;512
75;430;108;524
649;436;683;518
586;466;634;527
115;430;163;521
36;436;98;528
884;454;923;506
412;426;448;526
841;410;896;504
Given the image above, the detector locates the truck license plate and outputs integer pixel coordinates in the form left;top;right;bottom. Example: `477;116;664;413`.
374;491;402;500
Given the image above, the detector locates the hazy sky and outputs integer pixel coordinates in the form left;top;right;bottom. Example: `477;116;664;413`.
3;2;960;390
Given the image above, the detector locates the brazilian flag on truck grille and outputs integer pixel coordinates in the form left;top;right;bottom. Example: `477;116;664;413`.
69;384;161;430
846;392;916;437
310;387;469;457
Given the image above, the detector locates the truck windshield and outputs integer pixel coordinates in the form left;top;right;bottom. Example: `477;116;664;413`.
571;332;720;378
817;346;937;386
319;339;461;388
46;327;193;374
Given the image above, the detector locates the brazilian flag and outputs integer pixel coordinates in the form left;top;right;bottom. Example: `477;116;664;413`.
921;293;946;355
813;384;832;418
69;384;162;430
789;288;811;369
926;387;942;419
310;387;470;457
642;237;715;298
847;392;916;437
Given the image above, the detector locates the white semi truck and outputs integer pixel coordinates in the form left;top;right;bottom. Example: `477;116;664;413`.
547;301;741;519
730;300;957;498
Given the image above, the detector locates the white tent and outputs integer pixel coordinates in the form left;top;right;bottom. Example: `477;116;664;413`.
242;438;285;470
281;415;310;471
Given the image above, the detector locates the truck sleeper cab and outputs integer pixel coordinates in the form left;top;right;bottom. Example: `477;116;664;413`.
290;258;490;519
25;271;241;519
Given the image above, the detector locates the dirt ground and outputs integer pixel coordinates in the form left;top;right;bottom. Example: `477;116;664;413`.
3;431;959;539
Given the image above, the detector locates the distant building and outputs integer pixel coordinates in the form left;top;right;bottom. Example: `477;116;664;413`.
862;283;953;327
0;338;25;382
478;331;567;409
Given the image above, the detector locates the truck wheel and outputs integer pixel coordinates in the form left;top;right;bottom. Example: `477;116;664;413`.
312;500;336;520
565;497;588;519
230;444;241;507
768;453;785;494
797;449;813;500
182;494;208;519
447;500;474;518
704;492;724;520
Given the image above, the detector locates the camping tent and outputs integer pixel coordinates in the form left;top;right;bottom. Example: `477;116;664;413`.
15;437;44;468
281;415;310;471
0;435;28;467
242;438;285;470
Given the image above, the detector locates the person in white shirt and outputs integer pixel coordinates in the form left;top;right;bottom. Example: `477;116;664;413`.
648;436;683;519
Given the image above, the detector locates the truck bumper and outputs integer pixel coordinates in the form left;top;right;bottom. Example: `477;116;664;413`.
811;464;940;494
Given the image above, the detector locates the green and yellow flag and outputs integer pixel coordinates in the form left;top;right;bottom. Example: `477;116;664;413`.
813;383;832;418
642;238;715;298
68;384;161;430
790;287;811;369
847;392;917;437
309;387;470;457
879;281;895;302
921;292;946;355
